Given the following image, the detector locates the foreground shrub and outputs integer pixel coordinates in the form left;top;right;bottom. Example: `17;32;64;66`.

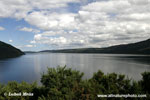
0;81;37;100
0;66;149;100
40;66;84;100
140;72;150;94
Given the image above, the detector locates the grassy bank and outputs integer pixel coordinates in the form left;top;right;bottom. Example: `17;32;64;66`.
0;66;149;100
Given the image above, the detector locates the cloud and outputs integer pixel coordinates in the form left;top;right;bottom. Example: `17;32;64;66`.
19;27;40;33
25;12;77;31
0;0;32;19
34;34;67;45
30;0;150;49
30;40;36;44
1;0;150;49
16;44;36;49
128;0;149;5
0;26;5;30
25;44;36;48
30;0;80;10
9;39;13;42
0;0;80;19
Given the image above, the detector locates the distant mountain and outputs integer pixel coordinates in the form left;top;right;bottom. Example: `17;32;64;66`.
24;51;37;53
41;38;150;54
0;41;24;59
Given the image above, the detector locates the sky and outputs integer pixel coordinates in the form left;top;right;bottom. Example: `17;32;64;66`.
0;0;150;51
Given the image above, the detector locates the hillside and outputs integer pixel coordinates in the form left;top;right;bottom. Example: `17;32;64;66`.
41;38;150;54
0;41;24;59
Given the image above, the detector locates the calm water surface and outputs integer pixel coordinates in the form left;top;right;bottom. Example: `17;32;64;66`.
0;53;150;84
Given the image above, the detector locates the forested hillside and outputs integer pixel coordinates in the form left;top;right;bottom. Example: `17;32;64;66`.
41;38;150;54
0;41;24;59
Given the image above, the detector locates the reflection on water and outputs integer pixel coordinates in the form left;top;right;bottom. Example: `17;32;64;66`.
115;55;150;65
0;53;150;84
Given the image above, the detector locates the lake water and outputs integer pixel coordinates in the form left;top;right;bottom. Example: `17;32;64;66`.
0;53;150;84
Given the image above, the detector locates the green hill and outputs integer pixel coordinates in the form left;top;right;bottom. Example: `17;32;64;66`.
0;41;24;59
41;38;150;54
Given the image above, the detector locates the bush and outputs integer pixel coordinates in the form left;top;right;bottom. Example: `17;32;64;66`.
0;81;37;100
0;66;149;100
40;66;84;100
139;72;150;94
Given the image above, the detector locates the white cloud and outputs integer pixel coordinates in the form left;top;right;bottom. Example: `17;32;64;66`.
0;0;32;19
25;12;77;31
0;26;5;30
81;0;131;14
16;44;36;49
34;34;43;40
26;0;150;49
1;0;150;49
30;40;36;44
128;0;149;5
19;27;40;33
34;34;67;45
0;0;80;19
9;39;13;42
25;44;36;48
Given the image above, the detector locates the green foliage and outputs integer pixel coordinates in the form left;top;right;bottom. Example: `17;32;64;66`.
0;81;37;100
0;66;150;100
91;72;132;94
139;72;150;94
40;66;84;100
